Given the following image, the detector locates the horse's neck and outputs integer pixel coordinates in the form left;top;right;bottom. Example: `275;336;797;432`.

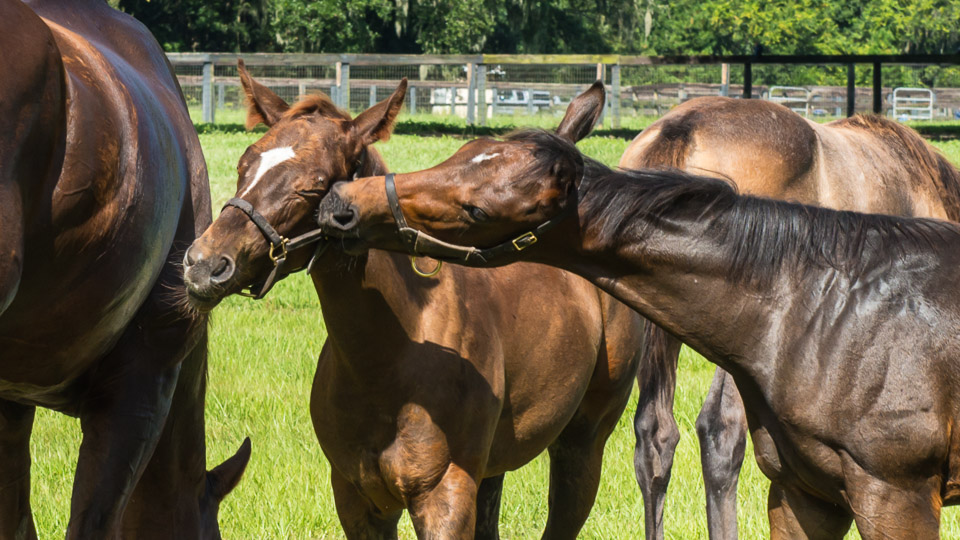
560;230;778;369
310;149;433;361
538;180;808;378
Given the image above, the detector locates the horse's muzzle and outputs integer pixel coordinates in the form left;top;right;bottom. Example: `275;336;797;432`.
316;189;360;237
182;244;236;309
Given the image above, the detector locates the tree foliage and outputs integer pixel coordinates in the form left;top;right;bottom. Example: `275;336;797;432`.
119;0;960;56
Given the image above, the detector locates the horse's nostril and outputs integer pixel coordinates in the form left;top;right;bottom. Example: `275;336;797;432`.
332;207;358;229
209;255;236;284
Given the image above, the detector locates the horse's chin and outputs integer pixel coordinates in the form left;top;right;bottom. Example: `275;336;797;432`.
338;237;370;256
185;290;225;313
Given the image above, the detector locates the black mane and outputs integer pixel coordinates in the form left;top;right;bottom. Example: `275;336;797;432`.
508;130;960;286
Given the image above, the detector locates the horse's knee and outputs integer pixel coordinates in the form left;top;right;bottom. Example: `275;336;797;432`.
635;403;680;455
696;404;747;485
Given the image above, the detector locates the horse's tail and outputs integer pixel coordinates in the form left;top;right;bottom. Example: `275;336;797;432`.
931;151;960;222
842;115;960;222
620;112;696;170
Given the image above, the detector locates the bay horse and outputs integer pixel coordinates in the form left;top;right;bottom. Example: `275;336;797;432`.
318;129;960;538
182;66;645;538
622;98;960;539
1;1;248;537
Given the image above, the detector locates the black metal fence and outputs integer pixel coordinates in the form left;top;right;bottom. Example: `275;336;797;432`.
167;53;960;127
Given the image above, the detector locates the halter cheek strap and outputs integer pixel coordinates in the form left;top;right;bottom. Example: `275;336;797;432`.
383;173;572;267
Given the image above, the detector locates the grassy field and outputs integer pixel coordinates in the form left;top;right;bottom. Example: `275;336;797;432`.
26;127;960;538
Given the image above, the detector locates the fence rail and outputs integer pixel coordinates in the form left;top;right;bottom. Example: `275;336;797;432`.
167;53;960;126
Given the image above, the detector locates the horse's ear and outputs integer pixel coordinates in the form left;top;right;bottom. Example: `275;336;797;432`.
352;78;407;145
207;437;251;502
556;81;605;143
238;59;289;129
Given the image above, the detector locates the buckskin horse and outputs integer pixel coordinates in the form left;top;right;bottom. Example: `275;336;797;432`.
1;1;248;537
621;98;960;539
183;67;645;538
318;129;960;538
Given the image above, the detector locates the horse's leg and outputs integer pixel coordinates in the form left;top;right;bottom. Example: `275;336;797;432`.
0;399;36;539
407;465;479;539
67;272;200;538
767;482;851;540
696;368;748;540
475;474;504;540
0;183;24;315
841;457;940;540
541;435;605;540
330;467;401;540
633;324;681;540
542;351;634;540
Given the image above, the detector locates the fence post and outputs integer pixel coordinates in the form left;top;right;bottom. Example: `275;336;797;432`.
369;85;377;108
217;82;225;111
201;56;214;123
720;63;730;97
872;62;882;114
477;64;487;126
596;63;606;126
743;63;752;99
846;63;855;117
467;63;477;125
336;61;350;110
611;64;621;129
410;86;417;115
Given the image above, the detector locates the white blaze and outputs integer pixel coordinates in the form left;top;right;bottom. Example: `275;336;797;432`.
240;146;296;197
471;152;500;164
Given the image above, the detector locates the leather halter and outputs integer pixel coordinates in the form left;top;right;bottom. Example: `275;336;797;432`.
221;149;371;297
383;172;574;267
221;197;327;299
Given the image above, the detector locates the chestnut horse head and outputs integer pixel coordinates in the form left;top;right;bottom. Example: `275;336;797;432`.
183;60;406;310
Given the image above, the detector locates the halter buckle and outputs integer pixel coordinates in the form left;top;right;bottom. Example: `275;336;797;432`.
511;232;538;251
269;238;289;265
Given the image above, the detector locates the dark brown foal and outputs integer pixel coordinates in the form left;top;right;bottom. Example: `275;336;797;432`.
318;129;960;539
184;68;644;539
623;97;960;539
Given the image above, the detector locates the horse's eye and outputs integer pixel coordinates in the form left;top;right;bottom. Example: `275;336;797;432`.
297;188;326;198
464;205;489;222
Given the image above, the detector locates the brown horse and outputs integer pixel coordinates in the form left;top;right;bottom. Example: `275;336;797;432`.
318;129;960;538
182;68;645;538
621;98;960;539
0;1;248;538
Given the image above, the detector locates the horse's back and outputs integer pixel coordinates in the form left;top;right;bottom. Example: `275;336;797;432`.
621;96;960;220
620;97;818;200
817;115;960;219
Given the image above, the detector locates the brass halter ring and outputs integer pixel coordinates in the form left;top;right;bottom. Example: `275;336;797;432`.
268;238;289;264
410;256;442;278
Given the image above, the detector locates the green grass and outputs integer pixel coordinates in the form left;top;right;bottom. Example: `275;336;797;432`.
26;128;960;538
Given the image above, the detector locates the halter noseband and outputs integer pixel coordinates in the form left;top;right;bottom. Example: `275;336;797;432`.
222;197;327;299
383;172;574;267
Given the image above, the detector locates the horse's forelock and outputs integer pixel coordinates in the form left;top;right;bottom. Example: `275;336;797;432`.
283;93;351;122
